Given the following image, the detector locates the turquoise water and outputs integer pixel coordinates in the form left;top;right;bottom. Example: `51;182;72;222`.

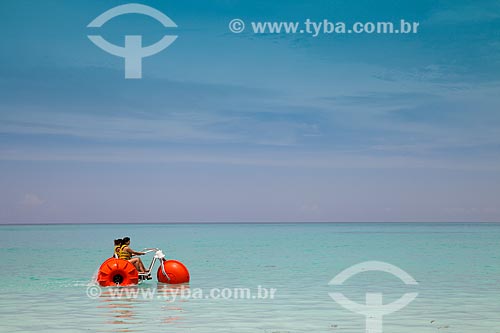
1;223;499;332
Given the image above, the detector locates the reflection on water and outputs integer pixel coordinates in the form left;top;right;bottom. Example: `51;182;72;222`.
156;283;190;301
96;283;189;331
157;283;190;325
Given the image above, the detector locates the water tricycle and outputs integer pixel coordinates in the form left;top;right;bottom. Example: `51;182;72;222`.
96;248;190;287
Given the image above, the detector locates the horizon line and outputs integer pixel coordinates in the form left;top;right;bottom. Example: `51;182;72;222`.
1;221;500;226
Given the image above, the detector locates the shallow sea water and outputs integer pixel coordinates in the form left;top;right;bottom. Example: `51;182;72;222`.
0;223;499;332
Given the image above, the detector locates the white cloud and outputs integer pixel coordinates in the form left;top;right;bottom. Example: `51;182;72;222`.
300;203;321;215
22;193;45;207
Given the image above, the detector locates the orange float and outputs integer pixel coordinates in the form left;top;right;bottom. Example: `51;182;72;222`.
97;258;139;286
157;259;190;284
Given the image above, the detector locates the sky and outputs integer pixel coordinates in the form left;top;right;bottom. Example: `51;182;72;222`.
0;0;499;223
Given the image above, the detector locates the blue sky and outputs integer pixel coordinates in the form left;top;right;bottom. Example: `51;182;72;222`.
0;0;499;223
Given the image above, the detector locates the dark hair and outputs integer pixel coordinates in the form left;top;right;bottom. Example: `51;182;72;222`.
114;239;122;246
123;237;130;243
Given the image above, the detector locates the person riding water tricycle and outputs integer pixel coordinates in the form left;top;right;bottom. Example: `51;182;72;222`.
113;237;148;273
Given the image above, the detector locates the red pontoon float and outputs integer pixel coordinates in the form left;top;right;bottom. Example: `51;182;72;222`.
96;248;189;286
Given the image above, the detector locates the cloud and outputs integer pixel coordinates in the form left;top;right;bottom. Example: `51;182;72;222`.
1;146;499;172
0;66;319;147
21;193;45;207
426;2;500;24
300;203;321;215
372;65;473;85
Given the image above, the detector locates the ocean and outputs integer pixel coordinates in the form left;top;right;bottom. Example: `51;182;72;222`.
0;223;499;332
